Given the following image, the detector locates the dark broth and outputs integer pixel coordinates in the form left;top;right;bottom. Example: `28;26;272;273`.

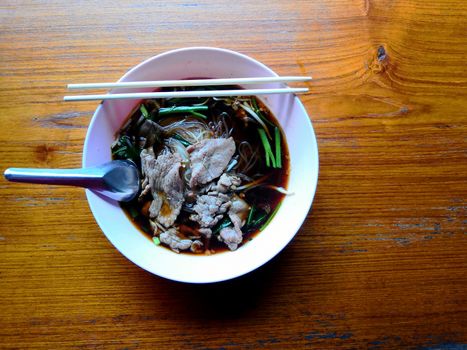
114;86;289;254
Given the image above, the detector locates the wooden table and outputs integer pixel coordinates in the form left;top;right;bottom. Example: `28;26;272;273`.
1;1;466;349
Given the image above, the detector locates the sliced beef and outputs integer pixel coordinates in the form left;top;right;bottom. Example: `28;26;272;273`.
159;229;204;254
190;240;204;253
159;228;192;253
216;173;241;193
140;148;184;227
199;228;213;239
140;147;156;177
219;227;243;251
148;192;162;218
217;195;249;251
228;195;250;232
178;224;201;239
203;173;241;194
138;179;151;199
189;193;231;234
139;136;250;254
188;137;236;188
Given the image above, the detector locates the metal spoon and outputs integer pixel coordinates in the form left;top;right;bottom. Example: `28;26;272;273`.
3;160;140;202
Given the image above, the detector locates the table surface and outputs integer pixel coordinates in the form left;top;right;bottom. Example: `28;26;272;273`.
1;1;466;349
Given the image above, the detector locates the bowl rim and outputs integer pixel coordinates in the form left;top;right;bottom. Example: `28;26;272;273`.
82;47;319;283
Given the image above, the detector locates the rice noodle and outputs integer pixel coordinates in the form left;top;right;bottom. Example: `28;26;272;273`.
210;112;230;138
166;138;189;164
237;141;258;174
163;120;212;144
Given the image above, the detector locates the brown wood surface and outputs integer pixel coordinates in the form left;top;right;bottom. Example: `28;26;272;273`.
0;1;466;349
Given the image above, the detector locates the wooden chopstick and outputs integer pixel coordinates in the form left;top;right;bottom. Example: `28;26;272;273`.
63;88;309;102
67;76;312;90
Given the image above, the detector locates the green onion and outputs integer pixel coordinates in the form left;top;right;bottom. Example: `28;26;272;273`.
251;97;259;111
152;236;161;245
247;206;256;226
159;106;208;116
189;111;208;120
251;213;268;227
245;206;268;229
128;206;139;219
251;97;275;128
140;104;149;119
212;217;232;235
172;134;191;146
275;127;282;168
258;128;276;168
241;103;272;139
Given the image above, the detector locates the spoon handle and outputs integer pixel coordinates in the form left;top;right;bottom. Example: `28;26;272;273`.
3;167;104;188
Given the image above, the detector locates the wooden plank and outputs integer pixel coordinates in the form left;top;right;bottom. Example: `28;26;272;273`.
0;0;465;348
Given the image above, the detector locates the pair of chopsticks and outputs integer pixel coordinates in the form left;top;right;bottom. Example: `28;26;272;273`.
63;76;311;101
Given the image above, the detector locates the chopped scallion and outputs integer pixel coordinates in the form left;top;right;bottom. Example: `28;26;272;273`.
251;97;275;128
213;217;232;235
140;104;149;119
247;205;256;226
189;111;208;120
251;213;268;227
128;206;139;218
251;97;259;111
275;127;282;168
172;134;191;146
152;236;161;245
241;103;272;139
258;128;276;168
159;106;208;116
245;206;268;229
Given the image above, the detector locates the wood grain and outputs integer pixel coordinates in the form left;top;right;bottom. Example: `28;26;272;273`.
0;0;466;349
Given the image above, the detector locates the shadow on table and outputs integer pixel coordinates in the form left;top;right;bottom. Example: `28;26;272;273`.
148;247;292;319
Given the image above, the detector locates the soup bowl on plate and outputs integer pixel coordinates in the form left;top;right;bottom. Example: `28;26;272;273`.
83;47;319;283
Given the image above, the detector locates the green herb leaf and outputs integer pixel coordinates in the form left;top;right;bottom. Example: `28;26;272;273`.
111;135;141;163
140;104;149;119
152;236;161;245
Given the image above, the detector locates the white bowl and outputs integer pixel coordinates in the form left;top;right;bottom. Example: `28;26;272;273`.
83;47;319;283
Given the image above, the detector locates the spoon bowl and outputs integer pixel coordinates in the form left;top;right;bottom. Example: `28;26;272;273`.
4;160;140;202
